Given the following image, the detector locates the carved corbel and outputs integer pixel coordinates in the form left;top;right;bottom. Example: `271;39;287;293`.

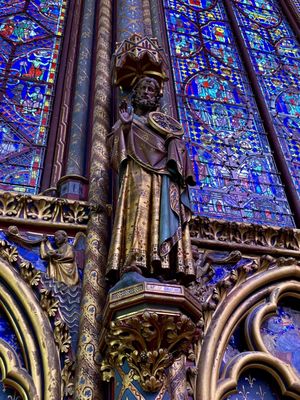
100;280;202;393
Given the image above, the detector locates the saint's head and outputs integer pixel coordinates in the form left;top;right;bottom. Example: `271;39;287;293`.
132;77;161;113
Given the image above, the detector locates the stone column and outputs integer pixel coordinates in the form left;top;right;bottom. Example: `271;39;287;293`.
148;0;176;115
74;0;113;398
58;0;97;200
117;0;145;41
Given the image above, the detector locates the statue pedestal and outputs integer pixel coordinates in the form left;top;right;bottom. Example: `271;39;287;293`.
100;274;202;397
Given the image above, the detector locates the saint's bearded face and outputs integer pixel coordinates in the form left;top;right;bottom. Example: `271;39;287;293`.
133;78;160;110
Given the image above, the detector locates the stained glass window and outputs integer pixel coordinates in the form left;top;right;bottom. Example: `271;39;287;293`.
225;370;289;399
232;0;300;212
163;0;294;227
261;305;300;375
0;0;68;193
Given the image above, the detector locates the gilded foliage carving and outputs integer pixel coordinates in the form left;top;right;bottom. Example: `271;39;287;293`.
54;320;72;354
190;216;300;252
0;191;90;228
40;289;59;317
0;192;20;216
61;357;76;397
63;201;88;224
0;240;18;263
27;198;56;220
101;311;199;392
20;261;41;287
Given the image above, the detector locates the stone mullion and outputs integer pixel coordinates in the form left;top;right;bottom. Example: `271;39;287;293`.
74;0;112;398
278;0;300;39
45;0;83;191
283;0;300;26
65;0;97;177
148;0;178;115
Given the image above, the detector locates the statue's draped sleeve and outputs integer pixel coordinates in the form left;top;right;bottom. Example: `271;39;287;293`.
167;137;196;187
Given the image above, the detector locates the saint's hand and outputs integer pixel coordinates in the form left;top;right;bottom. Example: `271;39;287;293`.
119;100;133;125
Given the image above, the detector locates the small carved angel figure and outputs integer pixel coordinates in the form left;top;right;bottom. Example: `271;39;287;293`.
40;230;79;286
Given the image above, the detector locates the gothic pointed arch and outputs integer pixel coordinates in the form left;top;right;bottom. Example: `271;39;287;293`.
197;260;300;399
0;255;61;400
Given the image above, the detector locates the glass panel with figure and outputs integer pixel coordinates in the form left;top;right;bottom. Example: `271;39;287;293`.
232;0;300;217
0;0;68;193
163;0;294;226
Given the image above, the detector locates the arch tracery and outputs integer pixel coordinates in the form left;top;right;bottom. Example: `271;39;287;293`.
197;261;300;400
0;255;61;400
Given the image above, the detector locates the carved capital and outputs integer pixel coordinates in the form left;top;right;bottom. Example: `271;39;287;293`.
101;310;199;392
100;279;202;393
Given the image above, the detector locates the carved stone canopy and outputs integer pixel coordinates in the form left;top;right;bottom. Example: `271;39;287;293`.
112;33;169;91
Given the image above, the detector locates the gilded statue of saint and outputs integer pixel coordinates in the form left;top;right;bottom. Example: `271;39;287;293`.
40;230;79;286
107;76;196;281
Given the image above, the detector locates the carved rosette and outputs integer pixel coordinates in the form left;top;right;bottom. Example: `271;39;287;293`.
101;310;199;392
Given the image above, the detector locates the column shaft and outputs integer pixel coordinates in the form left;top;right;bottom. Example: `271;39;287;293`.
74;0;113;398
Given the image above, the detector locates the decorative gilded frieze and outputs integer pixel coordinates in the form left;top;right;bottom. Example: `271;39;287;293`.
190;216;300;256
0;191;92;230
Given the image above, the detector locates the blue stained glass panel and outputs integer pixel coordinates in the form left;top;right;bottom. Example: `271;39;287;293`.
225;370;284;399
0;307;24;367
163;0;294;226
0;0;68;193
0;382;21;400
261;306;300;375
232;0;300;209
0;1;26;16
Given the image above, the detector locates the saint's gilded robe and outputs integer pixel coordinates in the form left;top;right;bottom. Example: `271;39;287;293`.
107;114;196;280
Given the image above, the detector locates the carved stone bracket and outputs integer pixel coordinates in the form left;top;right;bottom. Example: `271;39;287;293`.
102;311;198;392
100;279;202;393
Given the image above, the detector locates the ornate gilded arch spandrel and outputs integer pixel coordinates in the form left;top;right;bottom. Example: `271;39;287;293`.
196;261;300;400
0;256;61;400
0;339;37;400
